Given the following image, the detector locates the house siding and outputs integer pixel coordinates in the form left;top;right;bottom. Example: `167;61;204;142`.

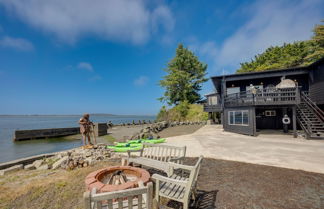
223;106;255;136
309;63;324;105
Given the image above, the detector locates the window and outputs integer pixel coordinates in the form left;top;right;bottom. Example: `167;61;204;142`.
265;110;276;116
229;112;234;124
227;87;240;95
243;111;249;124
228;110;249;126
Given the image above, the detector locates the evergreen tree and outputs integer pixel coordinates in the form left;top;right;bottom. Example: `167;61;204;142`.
159;44;208;105
237;21;324;73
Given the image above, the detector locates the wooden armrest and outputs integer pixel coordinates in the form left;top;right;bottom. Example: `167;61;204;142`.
168;156;185;162
151;174;187;187
127;148;144;157
167;162;194;171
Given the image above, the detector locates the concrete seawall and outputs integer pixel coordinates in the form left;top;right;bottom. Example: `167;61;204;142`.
13;123;110;141
12;121;156;141
14;127;80;141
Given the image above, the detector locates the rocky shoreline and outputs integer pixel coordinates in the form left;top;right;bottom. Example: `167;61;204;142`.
0;121;206;175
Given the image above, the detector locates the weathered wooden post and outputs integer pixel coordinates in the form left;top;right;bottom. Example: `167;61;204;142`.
292;106;297;138
93;123;108;137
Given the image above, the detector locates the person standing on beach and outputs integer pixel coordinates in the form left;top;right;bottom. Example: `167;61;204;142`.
79;113;93;146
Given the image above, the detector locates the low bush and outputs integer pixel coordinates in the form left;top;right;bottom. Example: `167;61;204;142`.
157;101;208;122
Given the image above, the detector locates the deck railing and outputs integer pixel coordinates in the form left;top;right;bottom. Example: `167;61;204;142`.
224;87;301;107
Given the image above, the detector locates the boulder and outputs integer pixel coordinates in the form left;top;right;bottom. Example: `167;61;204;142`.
24;164;35;170
37;164;49;170
0;164;23;175
33;160;43;169
52;156;68;170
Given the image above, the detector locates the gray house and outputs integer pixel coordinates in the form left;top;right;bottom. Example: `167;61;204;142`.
204;58;324;139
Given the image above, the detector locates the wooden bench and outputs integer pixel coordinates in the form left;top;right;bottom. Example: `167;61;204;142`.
84;182;153;209
124;143;186;175
152;156;204;209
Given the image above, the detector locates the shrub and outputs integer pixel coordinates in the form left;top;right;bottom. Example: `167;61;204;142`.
156;102;208;122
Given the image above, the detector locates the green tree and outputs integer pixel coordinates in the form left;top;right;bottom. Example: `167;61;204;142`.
159;44;208;105
156;106;168;121
306;20;324;62
312;20;324;47
237;21;324;73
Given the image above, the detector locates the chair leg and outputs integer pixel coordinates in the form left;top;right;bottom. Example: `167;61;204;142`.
183;200;189;209
153;198;159;209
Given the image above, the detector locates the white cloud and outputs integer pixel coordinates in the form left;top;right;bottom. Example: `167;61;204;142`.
151;5;174;33
188;37;217;59
0;36;34;51
186;38;218;72
134;75;149;86
217;0;324;70
77;62;93;72
0;0;174;44
89;75;102;81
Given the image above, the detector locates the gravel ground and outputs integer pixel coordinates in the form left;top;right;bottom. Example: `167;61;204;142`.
177;157;324;209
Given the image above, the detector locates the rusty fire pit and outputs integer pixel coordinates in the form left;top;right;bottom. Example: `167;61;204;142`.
85;166;150;193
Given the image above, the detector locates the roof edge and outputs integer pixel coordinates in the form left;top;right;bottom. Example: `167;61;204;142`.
211;57;324;79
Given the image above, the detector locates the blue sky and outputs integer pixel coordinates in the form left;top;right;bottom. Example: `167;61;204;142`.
0;0;323;115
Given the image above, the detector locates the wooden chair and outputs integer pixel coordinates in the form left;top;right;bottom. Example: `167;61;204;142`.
152;156;204;209
124;143;186;175
84;182;153;209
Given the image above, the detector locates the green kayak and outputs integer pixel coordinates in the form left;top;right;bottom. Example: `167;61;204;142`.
108;138;166;152
141;138;166;144
113;142;142;147
107;144;143;152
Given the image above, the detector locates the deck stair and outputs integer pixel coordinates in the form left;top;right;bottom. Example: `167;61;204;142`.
297;91;324;139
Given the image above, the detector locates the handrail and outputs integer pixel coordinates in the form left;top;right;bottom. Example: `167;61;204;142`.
296;113;311;137
301;91;324;122
296;106;313;136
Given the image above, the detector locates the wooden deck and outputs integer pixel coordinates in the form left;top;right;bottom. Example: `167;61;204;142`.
224;87;301;107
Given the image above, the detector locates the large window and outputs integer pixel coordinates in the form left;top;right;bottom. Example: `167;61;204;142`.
229;110;249;126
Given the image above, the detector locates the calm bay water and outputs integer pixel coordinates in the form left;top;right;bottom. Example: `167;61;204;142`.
0;115;155;163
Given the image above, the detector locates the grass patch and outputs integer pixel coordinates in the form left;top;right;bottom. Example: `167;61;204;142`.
0;160;120;209
100;135;116;144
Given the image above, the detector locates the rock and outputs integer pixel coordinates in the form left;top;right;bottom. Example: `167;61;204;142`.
52;156;68;170
85;157;94;166
24;164;35;170
61;152;68;157
33;160;44;169
37;164;49;170
0;164;23;175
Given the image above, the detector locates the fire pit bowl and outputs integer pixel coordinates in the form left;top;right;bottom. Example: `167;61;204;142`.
85;166;150;193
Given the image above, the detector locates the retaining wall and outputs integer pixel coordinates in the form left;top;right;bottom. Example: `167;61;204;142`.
14;127;79;141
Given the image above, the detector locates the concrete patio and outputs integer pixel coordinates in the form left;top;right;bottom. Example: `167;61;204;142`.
165;125;324;174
